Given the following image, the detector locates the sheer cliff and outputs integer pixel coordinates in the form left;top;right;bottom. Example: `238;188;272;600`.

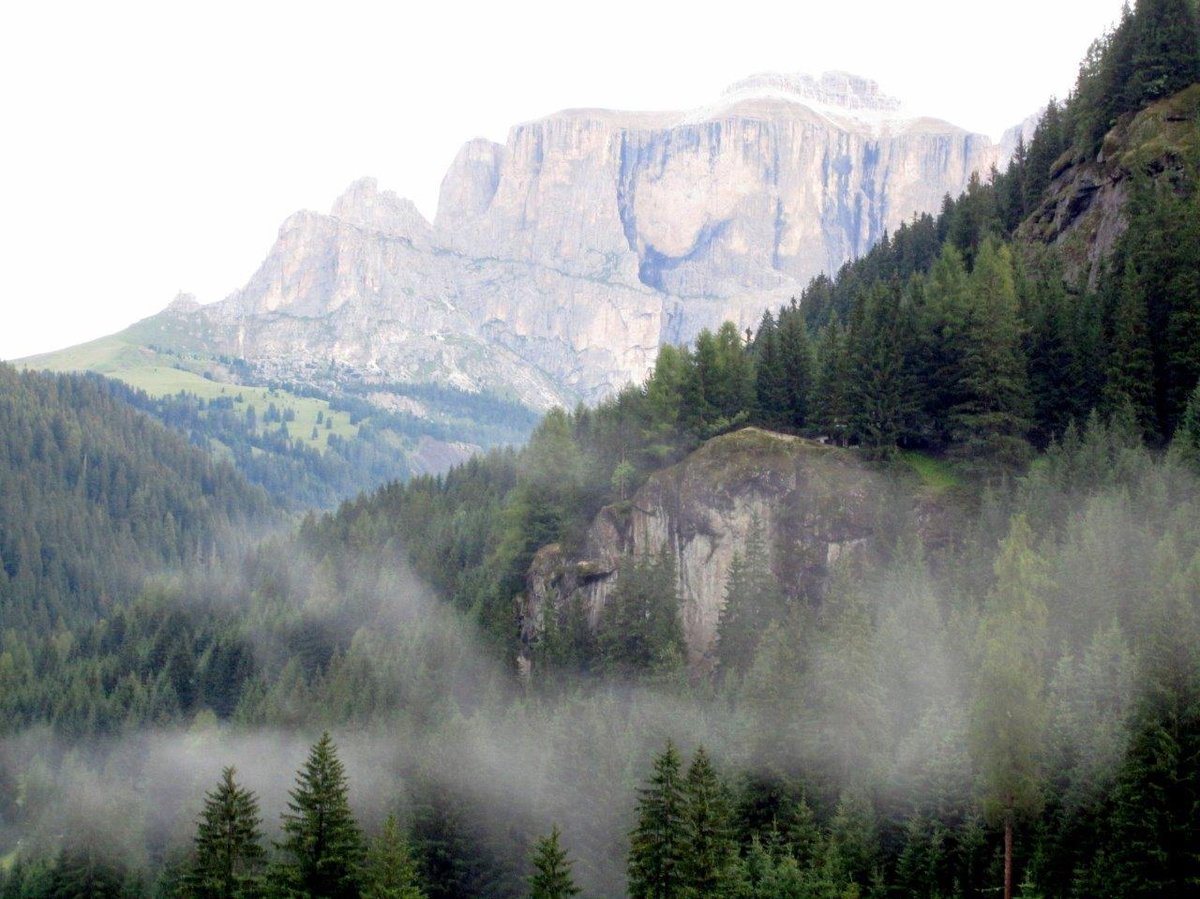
142;72;1016;408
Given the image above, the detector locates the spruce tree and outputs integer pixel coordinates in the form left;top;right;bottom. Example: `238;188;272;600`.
628;740;687;899
1103;260;1156;437
527;826;581;899
951;238;1031;466
812;320;852;446
184;766;265;899
752;312;788;428
597;551;684;679
918;243;973;447
715;519;785;677
275;732;365;899
362;814;426;899
848;281;916;456
776;302;815;430
680;747;737;897
1169;382;1200;471
970;516;1049;899
1127;0;1200;106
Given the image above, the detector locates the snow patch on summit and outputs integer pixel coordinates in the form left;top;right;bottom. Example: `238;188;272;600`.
682;71;918;132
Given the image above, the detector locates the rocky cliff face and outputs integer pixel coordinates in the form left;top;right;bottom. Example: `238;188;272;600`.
148;73;1015;409
520;428;939;669
1017;85;1200;287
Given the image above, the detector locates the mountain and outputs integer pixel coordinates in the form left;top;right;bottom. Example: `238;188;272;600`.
114;72;1016;410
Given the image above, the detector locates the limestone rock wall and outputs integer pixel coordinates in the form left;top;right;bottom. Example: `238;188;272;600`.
160;74;1015;409
519;429;897;668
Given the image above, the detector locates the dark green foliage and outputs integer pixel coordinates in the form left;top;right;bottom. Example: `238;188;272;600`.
679;748;738;897
526;826;581;899
629;741;687;899
1022;263;1087;447
1103;261;1157;436
361;815;426;899
752;312;789;428
949;238;1031;466
847;281;917;456
811;319;852;445
0;365;273;633
597;552;684;679
1170;382;1200;470
183;767;264;899
715;520;786;678
1100;685;1200;897
275;733;365;899
1126;0;1200;107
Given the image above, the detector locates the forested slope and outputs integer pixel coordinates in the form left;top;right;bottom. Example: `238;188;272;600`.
0;364;275;632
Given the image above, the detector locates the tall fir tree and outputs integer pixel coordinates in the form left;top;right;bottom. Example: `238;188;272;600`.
918;243;973;447
970;516;1050;899
629;741;687;899
275;733;365;899
752;312;788;428
715;519;786;678
526;826;581;899
776;302;815;430
1103;259;1157;437
848;281;916;456
361;814;426;899
597;551;684;679
951;238;1031;466
811;319;852;445
680;747;738;898
183;766;265;899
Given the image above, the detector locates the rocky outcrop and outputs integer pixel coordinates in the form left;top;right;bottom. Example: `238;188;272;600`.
135;73;1019;411
519;428;921;669
1017;84;1200;287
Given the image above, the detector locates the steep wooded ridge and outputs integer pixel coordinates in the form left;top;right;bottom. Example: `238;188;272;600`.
81;72;1016;412
0;364;274;631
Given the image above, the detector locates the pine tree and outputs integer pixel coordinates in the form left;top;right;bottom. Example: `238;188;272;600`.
183;766;265;899
918;243;973;447
527;826;581;899
752;312;788;428
812;320;852;446
951;238;1031;466
776;302;815;430
715;519;785;678
1127;0;1200;107
597;551;684;679
629;740;687;899
848;281;916;456
1103;260;1156;437
680;747;737;897
362;815;426;899
970;516;1049;899
275;732;365;899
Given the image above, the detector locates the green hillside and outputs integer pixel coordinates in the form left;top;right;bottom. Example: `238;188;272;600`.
21;333;538;508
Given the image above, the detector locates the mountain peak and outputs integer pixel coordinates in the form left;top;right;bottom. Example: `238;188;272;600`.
721;71;903;113
331;177;432;239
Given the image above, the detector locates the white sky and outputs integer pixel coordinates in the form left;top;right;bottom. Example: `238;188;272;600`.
1;0;1128;361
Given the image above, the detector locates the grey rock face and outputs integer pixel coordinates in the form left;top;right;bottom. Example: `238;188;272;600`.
166;74;1013;408
519;428;893;669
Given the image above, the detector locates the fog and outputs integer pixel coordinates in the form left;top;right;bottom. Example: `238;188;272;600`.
2;434;1197;895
